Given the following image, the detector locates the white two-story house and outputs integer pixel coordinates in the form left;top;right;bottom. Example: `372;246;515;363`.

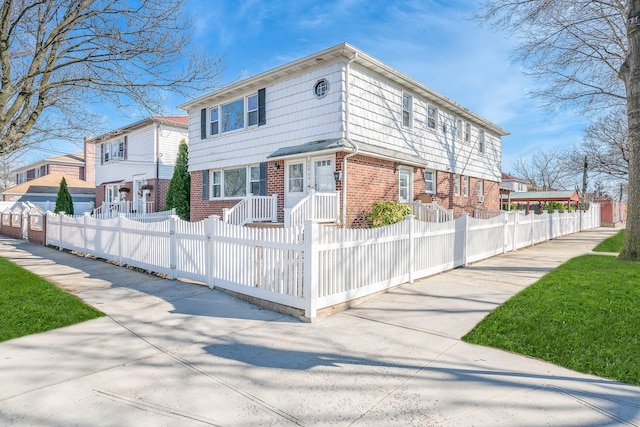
85;116;188;214
180;43;508;226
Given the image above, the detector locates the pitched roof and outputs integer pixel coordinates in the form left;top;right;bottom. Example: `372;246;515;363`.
14;152;85;174
3;174;95;195
500;191;580;202
179;42;509;136
501;172;526;182
86;116;188;143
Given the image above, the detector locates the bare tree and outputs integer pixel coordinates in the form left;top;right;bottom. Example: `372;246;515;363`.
570;109;629;180
0;150;24;189
513;149;575;191
0;0;223;154
477;0;640;260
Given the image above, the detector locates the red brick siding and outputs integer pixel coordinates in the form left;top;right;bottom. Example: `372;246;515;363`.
190;170;242;222
267;160;285;222
27;214;46;245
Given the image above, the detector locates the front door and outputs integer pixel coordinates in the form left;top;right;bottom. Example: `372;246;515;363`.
314;158;335;192
284;160;306;208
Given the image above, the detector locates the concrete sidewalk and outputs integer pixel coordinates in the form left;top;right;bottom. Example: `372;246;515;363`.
1;228;639;426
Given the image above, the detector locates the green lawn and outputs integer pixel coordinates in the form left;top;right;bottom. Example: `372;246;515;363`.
463;254;640;385
593;229;625;253
0;257;104;342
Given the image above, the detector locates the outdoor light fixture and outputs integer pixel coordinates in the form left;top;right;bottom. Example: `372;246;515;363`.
333;171;341;181
273;163;280;170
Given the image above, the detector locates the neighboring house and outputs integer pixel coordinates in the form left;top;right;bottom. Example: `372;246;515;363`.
85;116;188;214
14;152;89;185
500;190;580;214
1;174;96;213
500;172;528;193
180;43;509;225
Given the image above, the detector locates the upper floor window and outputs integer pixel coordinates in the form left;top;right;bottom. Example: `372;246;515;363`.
402;94;412;128
247;94;258;126
424;169;435;194
478;130;485;154
427;105;438;130
16;171;26;184
202;88;266;139
34;167;41;178
314;79;329;98
221;99;244;133
210;107;219;135
456;119;463;140
464;123;471;143
102;137;126;163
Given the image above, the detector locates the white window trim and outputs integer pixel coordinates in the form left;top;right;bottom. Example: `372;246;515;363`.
478;129;485;154
207;92;260;137
208;165;261;200
402;93;413;128
424;169;435;194
456;118;463;140
103;138;125;163
398;167;413;203
463;176;469;198
464;122;471;143
477;179;485;202
454;175;460;197
427;104;438;131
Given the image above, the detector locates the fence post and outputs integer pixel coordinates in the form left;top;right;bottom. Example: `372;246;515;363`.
407;215;415;283
207;215;220;289
462;213;469;266
169;215;178;280
117;213;124;265
303;220;319;320
284;208;291;228
83;212;90;256
271;194;278;223
502;211;508;254
59;212;65;250
247;193;254;224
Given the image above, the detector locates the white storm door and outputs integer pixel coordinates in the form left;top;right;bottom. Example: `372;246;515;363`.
285;161;306;208
314;158;335;192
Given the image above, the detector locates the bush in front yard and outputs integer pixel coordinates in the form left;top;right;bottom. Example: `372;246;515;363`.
368;201;412;228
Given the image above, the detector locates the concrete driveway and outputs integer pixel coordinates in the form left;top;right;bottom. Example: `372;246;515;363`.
0;228;639;426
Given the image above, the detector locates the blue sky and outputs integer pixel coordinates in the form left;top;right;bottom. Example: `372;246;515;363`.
29;0;588;172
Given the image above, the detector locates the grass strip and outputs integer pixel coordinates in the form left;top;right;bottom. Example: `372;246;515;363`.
593;229;625;253
463;254;640;385
0;257;104;342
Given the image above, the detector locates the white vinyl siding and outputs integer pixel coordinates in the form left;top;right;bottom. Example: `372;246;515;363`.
188;62;343;172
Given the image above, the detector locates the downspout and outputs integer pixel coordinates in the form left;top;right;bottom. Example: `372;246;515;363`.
155;122;160;212
342;51;359;227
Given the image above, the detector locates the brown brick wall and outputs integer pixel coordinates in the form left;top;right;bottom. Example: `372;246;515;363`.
0;215;23;239
27;213;46;245
48;164;84;180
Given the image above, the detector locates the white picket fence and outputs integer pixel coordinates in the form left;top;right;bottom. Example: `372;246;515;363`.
46;205;601;320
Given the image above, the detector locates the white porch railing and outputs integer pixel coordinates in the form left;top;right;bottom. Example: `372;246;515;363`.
93;201;155;219
412;201;453;223
222;194;278;226
284;190;340;228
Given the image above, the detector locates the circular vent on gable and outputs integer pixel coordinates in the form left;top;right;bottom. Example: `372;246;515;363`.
314;79;329;98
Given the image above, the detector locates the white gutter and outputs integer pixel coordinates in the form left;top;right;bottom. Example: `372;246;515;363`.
342;51;359;227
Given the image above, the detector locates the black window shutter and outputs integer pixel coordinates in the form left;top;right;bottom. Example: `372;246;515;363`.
258;88;266;126
200;108;207;139
100;144;104;165
259;162;267;196
124;135;128;160
202;170;209;200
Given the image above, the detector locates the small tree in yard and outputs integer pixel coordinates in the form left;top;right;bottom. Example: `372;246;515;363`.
165;140;190;220
54;177;74;215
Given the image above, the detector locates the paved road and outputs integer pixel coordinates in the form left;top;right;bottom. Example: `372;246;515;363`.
1;228;639;426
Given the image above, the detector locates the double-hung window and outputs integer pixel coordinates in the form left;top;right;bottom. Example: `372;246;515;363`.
102;137;126;163
424;169;435;194
478;130;485;154
454;175;460;197
247;94;258;127
210;107;219;135
427;105;438;130
456;119;463;140
463;176;469;198
202;88;266;139
477;179;485;202
464;123;471;143
402;94;412;128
